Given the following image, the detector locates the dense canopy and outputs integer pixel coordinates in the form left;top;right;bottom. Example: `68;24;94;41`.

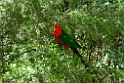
0;0;124;83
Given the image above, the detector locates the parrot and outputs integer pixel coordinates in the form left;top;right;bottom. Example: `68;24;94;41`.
52;24;88;67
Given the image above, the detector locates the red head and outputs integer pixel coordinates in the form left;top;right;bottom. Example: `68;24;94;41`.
52;24;62;37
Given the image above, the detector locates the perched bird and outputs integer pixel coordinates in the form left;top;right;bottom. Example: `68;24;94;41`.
52;24;88;67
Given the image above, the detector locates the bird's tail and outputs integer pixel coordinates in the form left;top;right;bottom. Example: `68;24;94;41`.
71;48;88;67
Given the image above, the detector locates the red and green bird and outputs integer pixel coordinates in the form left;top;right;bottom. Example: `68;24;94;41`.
52;24;88;67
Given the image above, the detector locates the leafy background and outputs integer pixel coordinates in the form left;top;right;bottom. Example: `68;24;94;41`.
0;0;124;83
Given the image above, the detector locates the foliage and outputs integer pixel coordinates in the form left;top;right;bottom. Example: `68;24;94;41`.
0;0;124;83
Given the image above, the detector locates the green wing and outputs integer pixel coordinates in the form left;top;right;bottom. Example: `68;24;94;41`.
59;30;81;48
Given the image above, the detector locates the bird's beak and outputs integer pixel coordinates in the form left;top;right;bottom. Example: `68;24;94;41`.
52;27;56;34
